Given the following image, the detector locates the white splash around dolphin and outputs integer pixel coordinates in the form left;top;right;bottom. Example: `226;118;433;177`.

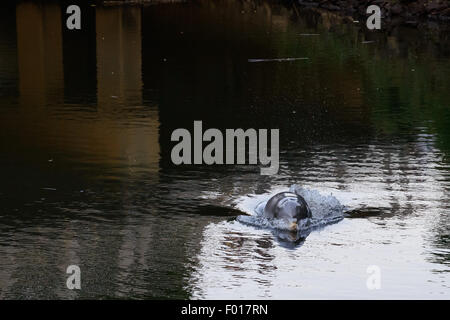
236;185;345;233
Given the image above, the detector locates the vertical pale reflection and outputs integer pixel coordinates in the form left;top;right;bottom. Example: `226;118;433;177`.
16;1;63;107
95;6;161;295
96;6;142;107
95;6;159;174
12;2;66;298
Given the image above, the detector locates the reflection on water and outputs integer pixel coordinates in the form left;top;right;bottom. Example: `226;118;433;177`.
0;0;449;299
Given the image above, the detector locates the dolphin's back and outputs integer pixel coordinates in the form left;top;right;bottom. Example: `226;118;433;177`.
264;192;312;221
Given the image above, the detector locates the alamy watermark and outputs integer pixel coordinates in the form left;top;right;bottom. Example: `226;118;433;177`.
366;5;381;30
366;265;381;290
171;121;279;175
63;4;381;31
66;5;81;30
66;265;81;290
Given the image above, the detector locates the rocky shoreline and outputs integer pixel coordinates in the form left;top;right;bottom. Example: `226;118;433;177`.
296;0;450;26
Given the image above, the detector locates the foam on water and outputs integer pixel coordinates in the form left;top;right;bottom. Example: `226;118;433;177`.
236;185;345;234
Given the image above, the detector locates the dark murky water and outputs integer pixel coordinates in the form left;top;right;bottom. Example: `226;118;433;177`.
0;1;449;299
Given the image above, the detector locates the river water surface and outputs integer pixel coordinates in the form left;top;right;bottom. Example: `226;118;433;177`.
0;1;449;299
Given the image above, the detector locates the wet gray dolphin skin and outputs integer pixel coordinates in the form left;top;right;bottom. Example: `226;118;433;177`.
264;192;312;223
